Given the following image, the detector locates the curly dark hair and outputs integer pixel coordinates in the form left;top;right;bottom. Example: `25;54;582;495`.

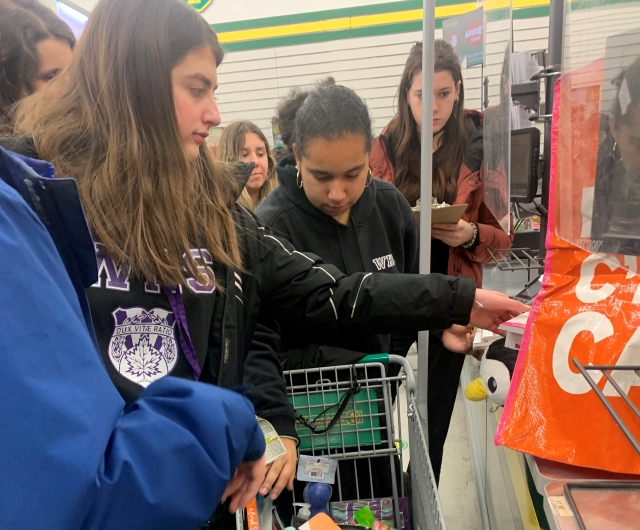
294;84;373;158
274;76;335;156
0;0;75;125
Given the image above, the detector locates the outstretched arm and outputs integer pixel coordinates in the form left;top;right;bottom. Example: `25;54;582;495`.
255;225;477;334
250;219;525;335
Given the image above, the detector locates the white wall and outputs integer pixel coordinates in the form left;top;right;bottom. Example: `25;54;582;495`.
217;31;440;142
59;0;404;22
216;18;552;144
37;0;58;12
202;0;404;24
563;4;640;112
60;0;97;16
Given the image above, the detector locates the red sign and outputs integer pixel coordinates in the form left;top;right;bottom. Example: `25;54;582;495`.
465;22;483;47
442;8;484;67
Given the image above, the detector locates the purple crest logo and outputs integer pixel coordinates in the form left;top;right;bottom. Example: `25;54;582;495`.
109;307;178;387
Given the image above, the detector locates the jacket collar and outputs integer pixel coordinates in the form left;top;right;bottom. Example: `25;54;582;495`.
231;161;255;203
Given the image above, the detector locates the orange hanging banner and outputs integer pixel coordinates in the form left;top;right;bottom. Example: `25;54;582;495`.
497;58;640;474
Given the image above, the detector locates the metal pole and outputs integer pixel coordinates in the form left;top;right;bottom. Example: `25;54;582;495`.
538;0;564;259
417;0;435;430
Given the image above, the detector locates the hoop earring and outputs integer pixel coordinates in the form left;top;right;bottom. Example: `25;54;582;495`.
296;168;303;189
612;141;623;163
365;171;373;187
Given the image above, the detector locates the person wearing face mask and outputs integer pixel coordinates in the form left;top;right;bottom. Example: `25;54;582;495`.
217;120;278;210
369;40;513;483
592;56;640;255
0;0;75;127
2;0;527;526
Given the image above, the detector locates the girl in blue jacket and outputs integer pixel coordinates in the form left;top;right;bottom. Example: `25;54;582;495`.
0;146;266;530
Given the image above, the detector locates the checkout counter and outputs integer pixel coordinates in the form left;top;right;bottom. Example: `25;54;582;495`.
457;0;640;525
463;238;640;529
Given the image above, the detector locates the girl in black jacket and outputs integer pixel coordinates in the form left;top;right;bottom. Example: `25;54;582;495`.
257;84;478;510
8;0;525;526
258;84;462;364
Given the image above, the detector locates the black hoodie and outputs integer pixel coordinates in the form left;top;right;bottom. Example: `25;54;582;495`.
3;138;477;438
256;159;419;364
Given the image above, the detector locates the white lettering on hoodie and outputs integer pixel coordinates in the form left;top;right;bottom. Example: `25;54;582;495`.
372;254;396;271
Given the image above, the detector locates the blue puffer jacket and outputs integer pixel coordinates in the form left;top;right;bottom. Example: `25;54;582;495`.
0;146;265;530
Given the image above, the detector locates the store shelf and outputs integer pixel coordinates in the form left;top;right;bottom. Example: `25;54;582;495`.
526;454;640;497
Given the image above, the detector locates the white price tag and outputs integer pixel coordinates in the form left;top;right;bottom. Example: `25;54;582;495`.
549;496;574;518
297;455;337;484
308;470;325;481
305;461;330;481
306;461;331;473
257;417;286;465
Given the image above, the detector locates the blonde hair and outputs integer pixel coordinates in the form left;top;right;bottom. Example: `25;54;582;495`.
13;0;241;287
217;120;278;210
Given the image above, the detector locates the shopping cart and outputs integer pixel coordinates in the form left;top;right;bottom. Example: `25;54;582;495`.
284;354;446;530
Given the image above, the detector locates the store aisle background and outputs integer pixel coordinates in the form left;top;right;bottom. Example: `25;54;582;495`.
403;352;482;529
438;387;482;530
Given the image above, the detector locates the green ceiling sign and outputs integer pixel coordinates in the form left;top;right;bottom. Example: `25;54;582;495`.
182;0;212;13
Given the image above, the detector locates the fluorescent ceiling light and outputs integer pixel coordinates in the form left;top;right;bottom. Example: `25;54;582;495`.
57;1;89;23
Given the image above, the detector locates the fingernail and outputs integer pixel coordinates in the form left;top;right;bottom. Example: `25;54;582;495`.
260;488;268;495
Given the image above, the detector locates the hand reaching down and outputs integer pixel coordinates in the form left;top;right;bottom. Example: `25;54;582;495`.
259;437;298;500
222;454;267;513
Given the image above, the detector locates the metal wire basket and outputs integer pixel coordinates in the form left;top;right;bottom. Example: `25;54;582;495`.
284;354;446;530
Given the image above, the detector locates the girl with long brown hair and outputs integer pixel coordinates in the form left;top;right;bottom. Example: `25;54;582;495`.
370;40;513;483
5;1;524;524
217;120;278;210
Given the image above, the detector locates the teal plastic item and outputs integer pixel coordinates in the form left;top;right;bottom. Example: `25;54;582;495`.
291;388;381;451
356;354;389;364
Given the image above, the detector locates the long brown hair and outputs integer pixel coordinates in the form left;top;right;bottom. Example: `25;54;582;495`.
0;0;75;125
217;120;278;210
387;40;468;206
12;0;241;287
